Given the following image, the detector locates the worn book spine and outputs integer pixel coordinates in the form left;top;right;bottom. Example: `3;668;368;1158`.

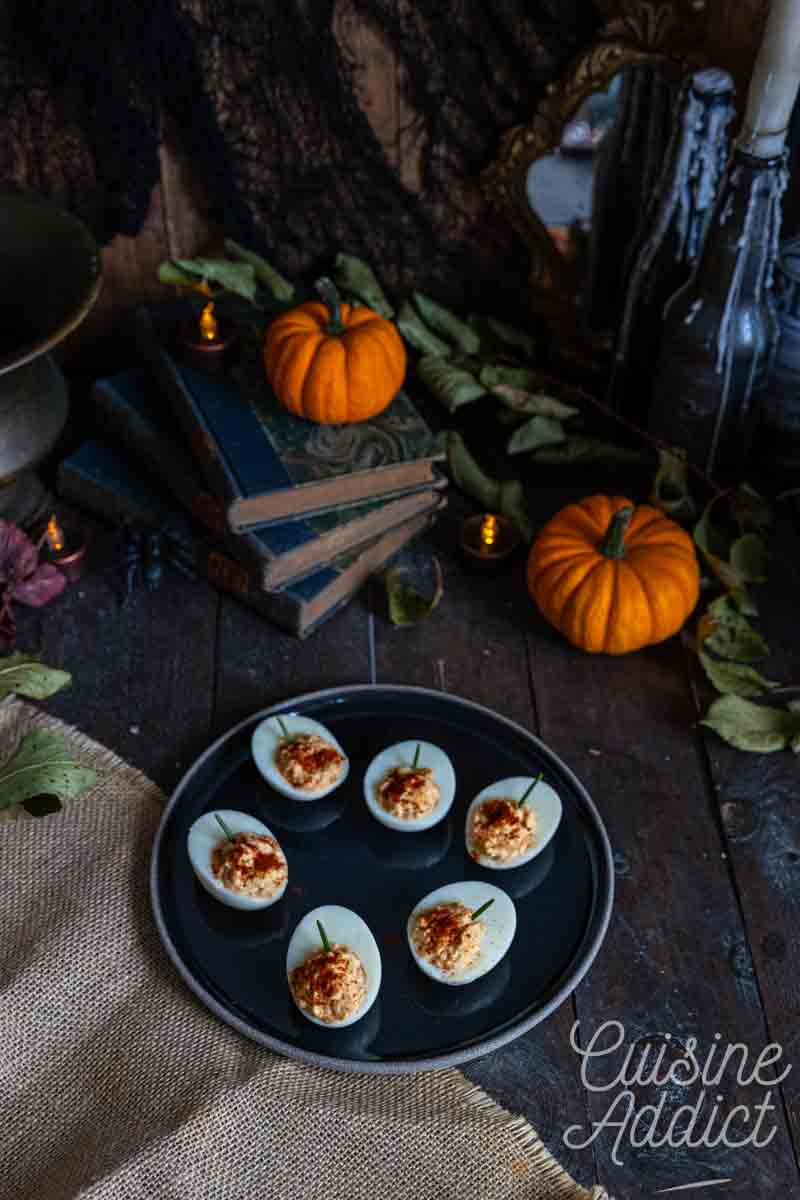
57;444;437;638
91;374;274;577
91;371;444;591
135;303;445;530
134;306;242;508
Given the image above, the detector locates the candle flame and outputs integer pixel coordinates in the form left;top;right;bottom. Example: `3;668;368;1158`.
46;514;65;554
480;514;498;551
199;301;218;342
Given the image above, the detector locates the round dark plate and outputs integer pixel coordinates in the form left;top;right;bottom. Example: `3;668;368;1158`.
151;685;613;1073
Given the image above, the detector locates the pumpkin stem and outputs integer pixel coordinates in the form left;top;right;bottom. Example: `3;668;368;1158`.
600;505;633;559
315;277;345;335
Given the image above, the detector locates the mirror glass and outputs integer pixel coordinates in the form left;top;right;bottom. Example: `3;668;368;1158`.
525;71;623;265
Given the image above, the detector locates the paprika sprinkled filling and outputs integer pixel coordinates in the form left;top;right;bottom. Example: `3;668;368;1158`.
289;944;368;1024
275;733;345;793
211;832;288;899
378;765;440;819
411;901;485;975
469;797;537;863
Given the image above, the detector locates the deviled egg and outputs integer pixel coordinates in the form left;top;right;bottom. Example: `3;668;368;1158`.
187;809;288;911
407;881;516;986
363;740;455;832
465;775;562;870
252;714;349;802
286;904;381;1027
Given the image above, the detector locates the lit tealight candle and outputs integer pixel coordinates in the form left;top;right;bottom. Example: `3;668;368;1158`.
479;514;498;555
460;511;520;571
178;289;238;371
40;513;88;582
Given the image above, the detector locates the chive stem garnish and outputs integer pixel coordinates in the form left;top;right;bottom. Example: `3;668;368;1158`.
276;715;290;739
317;920;332;953
214;813;236;843
519;773;542;807
471;899;494;921
412;743;421;768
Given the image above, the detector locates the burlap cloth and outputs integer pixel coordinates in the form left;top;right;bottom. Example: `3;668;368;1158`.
0;700;610;1200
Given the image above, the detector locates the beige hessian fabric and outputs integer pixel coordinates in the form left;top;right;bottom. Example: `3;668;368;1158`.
0;700;610;1200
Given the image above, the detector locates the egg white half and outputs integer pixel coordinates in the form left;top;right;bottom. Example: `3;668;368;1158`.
251;714;349;802
187;809;288;911
286;904;382;1028
363;740;456;832
407;881;516;986
465;776;562;870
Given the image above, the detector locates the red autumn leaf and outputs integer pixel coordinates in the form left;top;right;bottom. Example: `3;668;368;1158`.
0;520;66;610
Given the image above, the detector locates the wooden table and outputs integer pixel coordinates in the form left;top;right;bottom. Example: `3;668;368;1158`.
17;477;800;1199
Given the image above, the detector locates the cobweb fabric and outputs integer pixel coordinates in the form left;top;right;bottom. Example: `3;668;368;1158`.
0;0;595;308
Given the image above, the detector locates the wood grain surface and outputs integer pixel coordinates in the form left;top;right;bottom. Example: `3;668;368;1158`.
16;478;800;1196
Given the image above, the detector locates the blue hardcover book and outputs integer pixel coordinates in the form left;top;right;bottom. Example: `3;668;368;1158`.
135;304;444;532
56;442;436;638
92;369;444;590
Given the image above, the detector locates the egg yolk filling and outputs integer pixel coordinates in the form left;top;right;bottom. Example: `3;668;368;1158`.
275;733;345;792
470;797;537;862
211;832;287;898
378;765;440;819
290;944;367;1023
412;901;485;975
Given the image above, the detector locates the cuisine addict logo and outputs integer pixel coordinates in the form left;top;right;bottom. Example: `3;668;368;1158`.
563;1021;791;1188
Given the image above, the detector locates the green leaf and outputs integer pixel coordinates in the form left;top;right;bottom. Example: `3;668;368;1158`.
498;479;534;543
0;730;97;812
385;558;444;626
479;365;540;392
530;436;644;466
731;483;772;534
0;654;71;702
702;595;770;662
507;415;566;455
224;238;295;301
729;588;759;618
170;258;258;302
698;651;776;698
492;384;579;420
334;254;394;317
157;261;202;289
417;356;485;413
693;502;746;591
446;433;532;541
396;302;451;357
729;533;768;583
650;447;696;523
414;293;481;355
468;314;537;359
700;695;799;753
447;431;500;511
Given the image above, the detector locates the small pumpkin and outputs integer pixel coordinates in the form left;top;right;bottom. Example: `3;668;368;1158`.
264;277;406;424
527;494;700;655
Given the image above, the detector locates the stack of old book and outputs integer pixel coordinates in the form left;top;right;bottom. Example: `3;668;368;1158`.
58;304;446;636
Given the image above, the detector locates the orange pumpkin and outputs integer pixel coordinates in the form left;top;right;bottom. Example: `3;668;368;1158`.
527;494;700;655
264;277;406;423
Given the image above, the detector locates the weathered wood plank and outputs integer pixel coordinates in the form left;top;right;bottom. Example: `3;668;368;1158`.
691;509;800;1160
211;592;371;741
372;495;594;1186
15;522;218;792
526;492;800;1195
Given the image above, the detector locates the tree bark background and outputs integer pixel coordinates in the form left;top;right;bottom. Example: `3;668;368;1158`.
35;0;770;365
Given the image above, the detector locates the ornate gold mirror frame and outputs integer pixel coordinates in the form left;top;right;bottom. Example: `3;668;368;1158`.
482;1;707;374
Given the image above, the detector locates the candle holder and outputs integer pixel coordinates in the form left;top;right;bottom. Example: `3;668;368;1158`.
39;514;88;582
178;300;239;371
459;512;521;571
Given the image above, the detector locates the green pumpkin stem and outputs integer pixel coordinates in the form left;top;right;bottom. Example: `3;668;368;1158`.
600;506;633;560
315;277;345;336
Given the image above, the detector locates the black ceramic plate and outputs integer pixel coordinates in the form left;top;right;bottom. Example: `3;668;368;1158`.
151;685;613;1073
